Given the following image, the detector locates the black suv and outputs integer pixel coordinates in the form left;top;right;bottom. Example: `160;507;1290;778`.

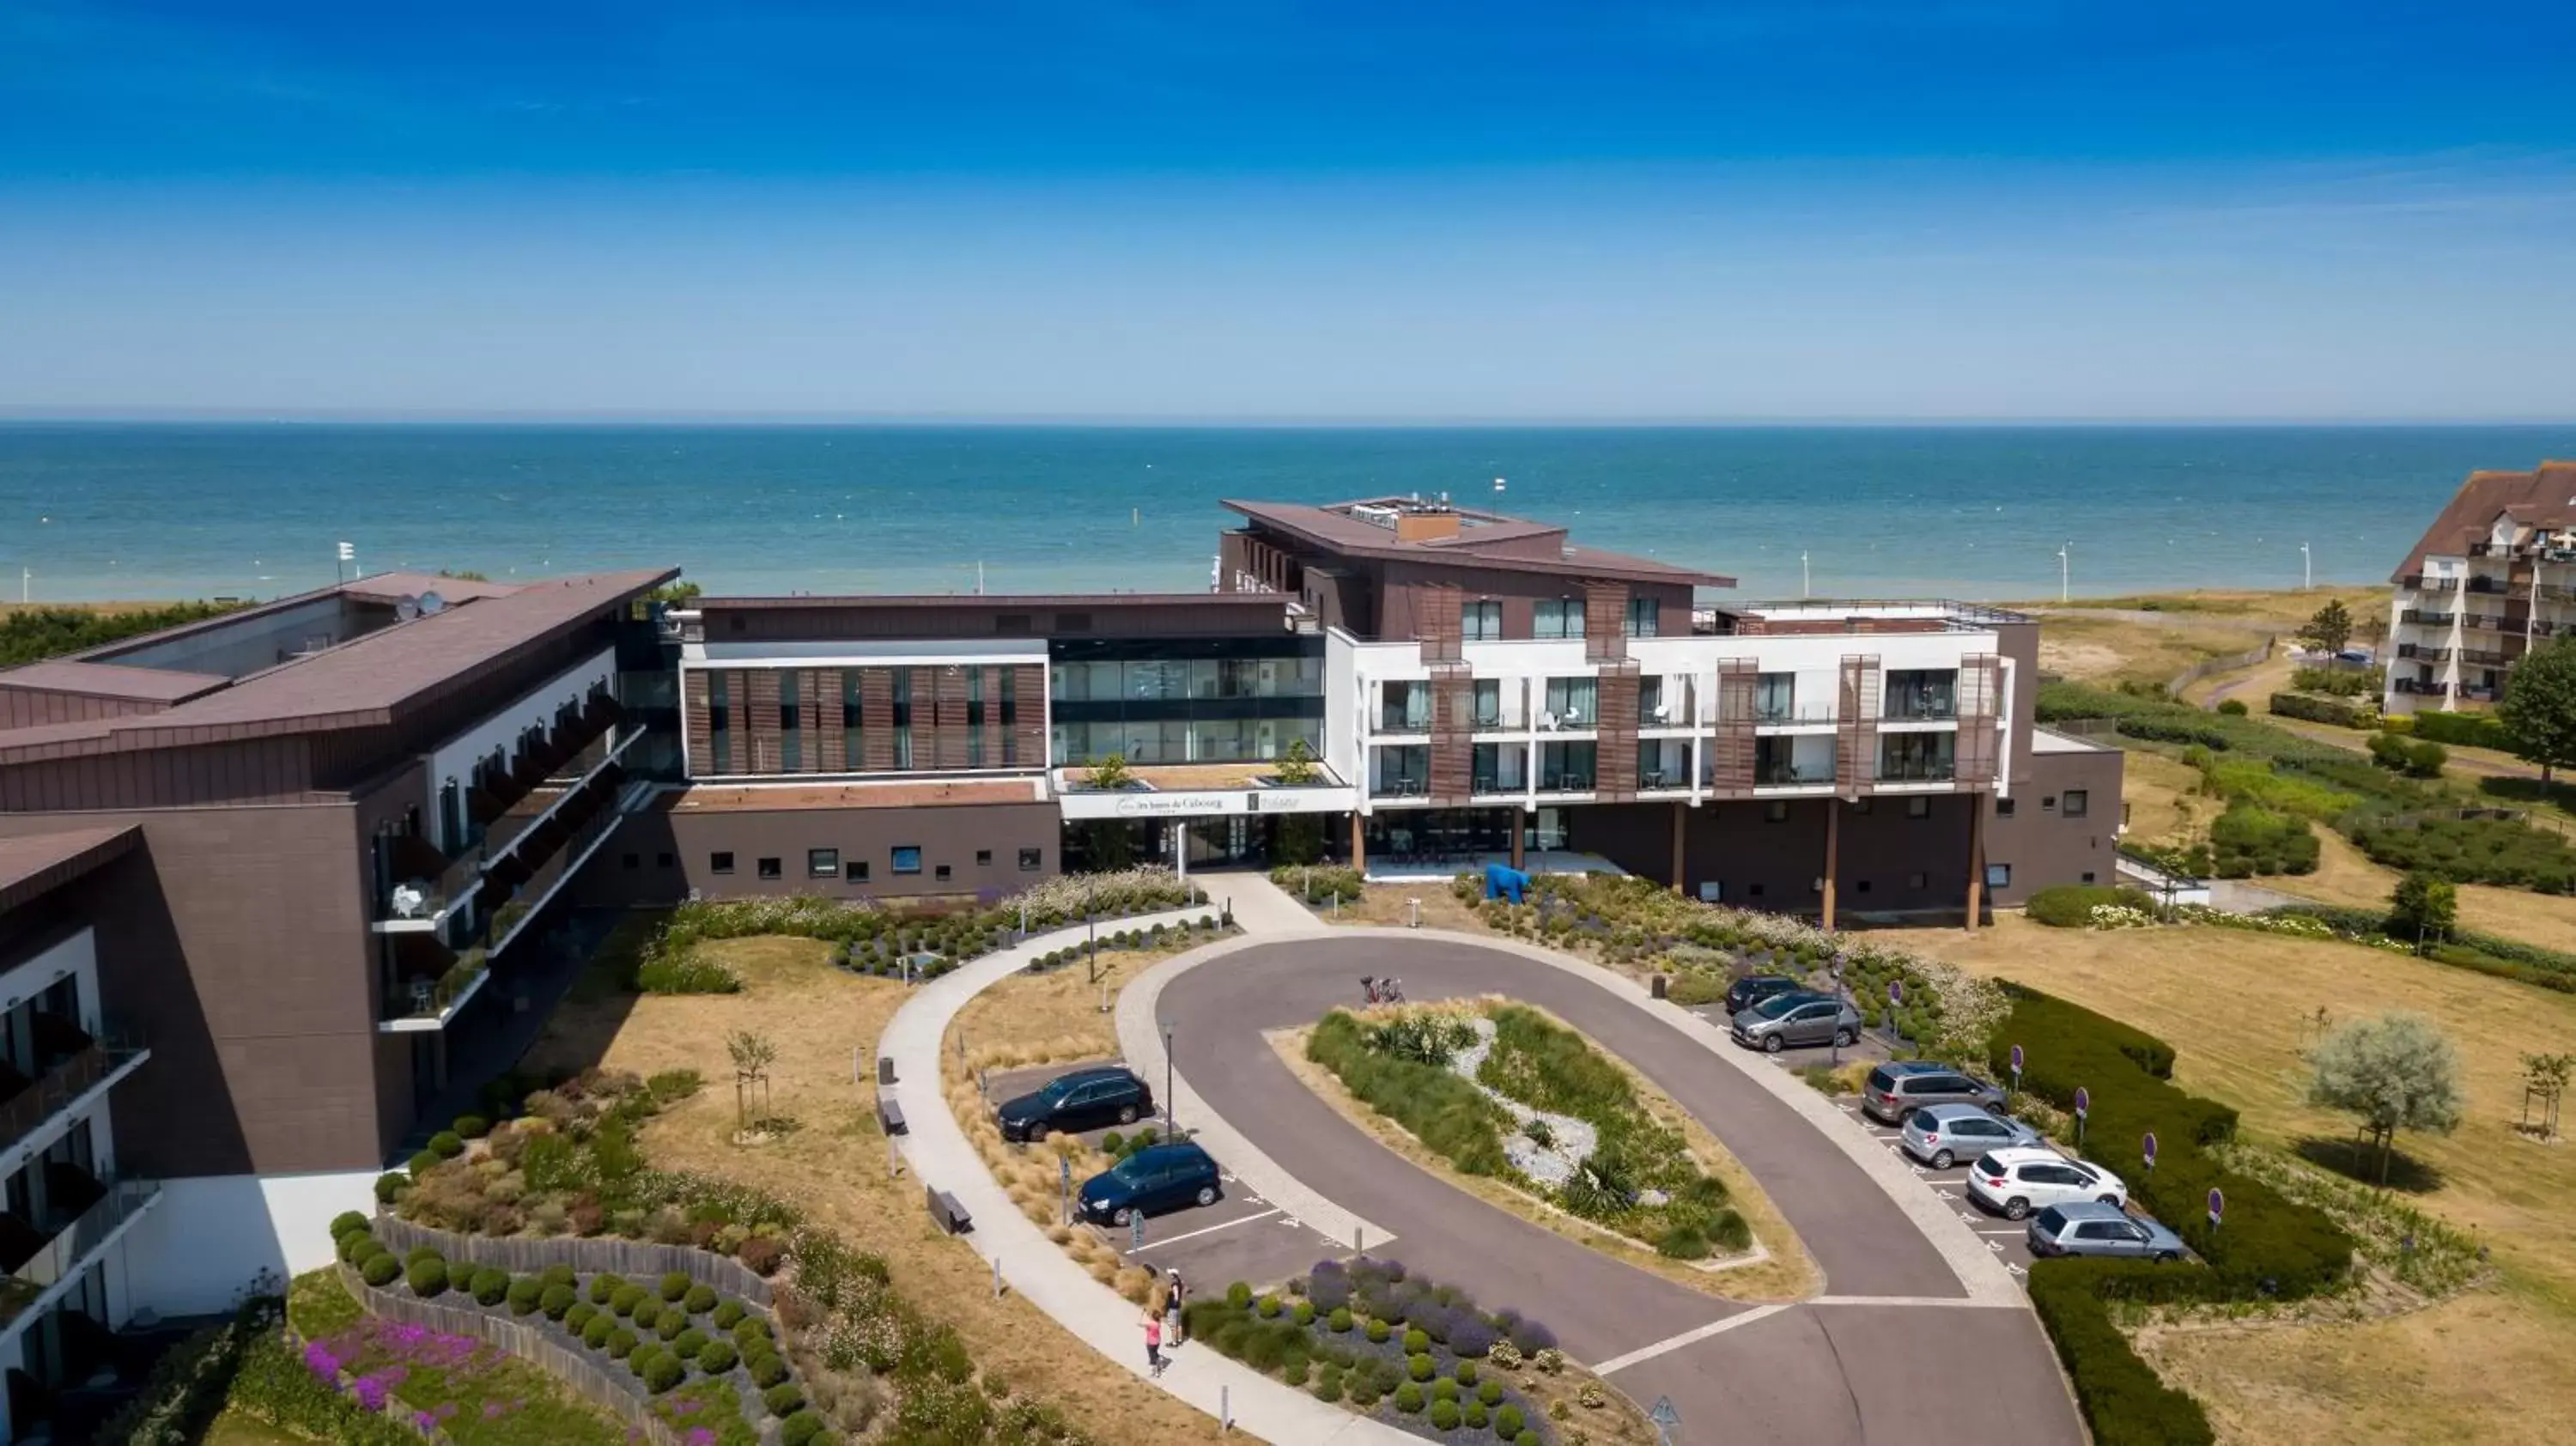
1723;975;1805;1016
995;1066;1154;1142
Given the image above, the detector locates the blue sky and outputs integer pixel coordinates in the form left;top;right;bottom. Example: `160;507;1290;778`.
4;1;2574;419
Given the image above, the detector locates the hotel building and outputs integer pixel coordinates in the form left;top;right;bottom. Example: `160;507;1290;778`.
0;569;672;1440
2384;459;2576;715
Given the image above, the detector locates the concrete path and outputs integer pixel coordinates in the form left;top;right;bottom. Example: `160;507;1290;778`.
874;905;1411;1446
1121;873;2079;1446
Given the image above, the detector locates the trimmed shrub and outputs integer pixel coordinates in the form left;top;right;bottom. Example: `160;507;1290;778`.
1327;1306;1352;1333
780;1412;827;1446
2026;884;2156;928
453;1113;491;1139
1226;1281;1254;1309
582;1314;616;1350
2268;691;2371;728
606;1328;639;1360
764;1382;806;1417
541;1264;575;1289
329;1210;371;1240
1403;1328;1430;1355
1292;1299;1315;1326
733;1317;774;1347
711;1299;747;1331
587;1273;627;1305
1394;1382;1425;1414
2030;1267;2213;1445
469;1267;509;1305
428;1130;465;1158
373;1172;409;1204
1257;1294;1282;1319
541;1284;577;1320
1455;1361;1479;1387
642;1353;686;1394
659;1271;692;1302
748;1352;790;1388
611;1285;647;1317
1478;1379;1504;1407
1432;1376;1460;1402
335;1227;376;1265
1408;1352;1436;1382
697;1340;738;1375
1430;1398;1461;1431
672;1328;710;1362
2215;698;2248;716
1366;1319;1391;1344
655;1309;688;1341
406;1259;448;1297
1496;1404;1527;1438
683;1283;718;1315
1448;1316;1496;1358
628;1346;663;1379
360;1253;401;1288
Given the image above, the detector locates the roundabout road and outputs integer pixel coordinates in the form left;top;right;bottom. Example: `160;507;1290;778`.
1156;933;2082;1446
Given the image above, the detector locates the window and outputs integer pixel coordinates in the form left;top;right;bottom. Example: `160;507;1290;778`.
1764;800;1790;823
757;857;782;880
1534;598;1585;640
1019;847;1043;872
890;669;914;769
2042;795;2057;810
975;848;993;866
1906;796;1931;819
707;671;734;774
966;668;986;769
846;860;870;883
1907;872;1927;890
1462;599;1503;641
778;667;802;771
657;853;674;868
934;864;952;881
2081;871;2097;884
808;848;840;878
622;853;640;870
1985;863;2011;888
1996;797;2016;817
711;852;736;875
1625;597;1659;638
1754;672;1795;722
842;670;863;769
1542;676;1597;724
999;668;1018;765
2063;789;2089;818
1381;680;1432;732
892;847;923;875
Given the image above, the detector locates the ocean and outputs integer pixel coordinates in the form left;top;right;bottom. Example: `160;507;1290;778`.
3;423;2571;605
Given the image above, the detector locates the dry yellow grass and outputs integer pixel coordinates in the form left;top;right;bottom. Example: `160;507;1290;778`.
1315;882;1498;932
522;934;1225;1444
2119;748;2215;848
1268;1012;1820;1303
951;939;1195;1067
2019;586;2379;692
1881;914;2576;1445
2254;828;2576;952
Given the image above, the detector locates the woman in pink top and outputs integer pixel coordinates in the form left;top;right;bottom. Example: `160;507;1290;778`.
1143;1311;1165;1376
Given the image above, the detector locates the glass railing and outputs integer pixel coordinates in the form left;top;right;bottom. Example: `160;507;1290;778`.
0;1033;147;1160
1883;696;1958;721
1877;760;1957;782
1755;766;1836;786
0;1178;159;1328
1371;776;1430;799
1376;708;1432;733
1536;771;1596;792
1756;703;1837;725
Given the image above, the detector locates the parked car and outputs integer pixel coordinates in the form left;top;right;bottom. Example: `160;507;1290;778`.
1898;1103;2043;1170
994;1066;1153;1143
1078;1141;1223;1226
2027;1201;2186;1262
1722;975;1804;1016
1965;1147;2130;1220
1728;992;1862;1053
1860;1061;2006;1124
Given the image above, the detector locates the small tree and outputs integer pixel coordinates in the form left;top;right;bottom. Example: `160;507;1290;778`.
2521;1051;2573;1141
2385;872;2456;953
2297;598;2355;657
2499;635;2576;783
727;1030;777;1130
1271;737;1321;787
2307;1012;2464;1183
1084;752;1135;791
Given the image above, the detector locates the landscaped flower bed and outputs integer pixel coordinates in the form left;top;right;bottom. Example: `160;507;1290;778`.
293;1273;631;1445
1182;1258;1637;1443
334;1213;808;1444
1309;1003;1750;1262
1009;913;1230;975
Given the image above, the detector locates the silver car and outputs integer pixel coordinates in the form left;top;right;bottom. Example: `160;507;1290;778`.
1898;1104;2042;1170
1728;992;1862;1053
2027;1201;2187;1262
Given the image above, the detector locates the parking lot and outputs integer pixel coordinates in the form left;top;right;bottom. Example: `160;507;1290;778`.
980;1060;1351;1291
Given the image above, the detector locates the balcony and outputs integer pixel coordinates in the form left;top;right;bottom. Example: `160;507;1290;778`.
2397;645;2451;663
2392;678;2451;697
0;1028;148;1164
1876;761;1958;784
1375;706;1433;736
1372;776;1430;799
1882;696;1957;722
1754;763;1836;787
0;1176;161;1333
2400;574;2462;592
1536;769;1598;793
1756;703;1838;726
2400;610;2455;629
2460;648;2512;668
2462;614;2512;633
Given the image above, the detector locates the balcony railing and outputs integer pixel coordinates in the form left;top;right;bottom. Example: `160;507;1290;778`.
1537;771;1597;793
1756;703;1838;726
0;1032;147;1162
2459;649;2511;667
2399;646;2451;663
1876;761;1958;783
2462;614;2512;632
1882;696;1958;721
1372;776;1429;799
0;1177;160;1330
2401;611;2455;628
1376;707;1433;734
1755;764;1837;787
1470;775;1522;797
2400;574;2462;592
2392;678;2451;697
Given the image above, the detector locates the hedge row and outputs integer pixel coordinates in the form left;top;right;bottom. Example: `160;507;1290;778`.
2345;814;2576;893
2026;884;2155;928
2405;708;2511;750
1990;984;2354;1445
1306;1010;1514;1176
2267;691;2373;728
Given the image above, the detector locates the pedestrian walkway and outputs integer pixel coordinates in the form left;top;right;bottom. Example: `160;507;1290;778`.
874;901;1410;1446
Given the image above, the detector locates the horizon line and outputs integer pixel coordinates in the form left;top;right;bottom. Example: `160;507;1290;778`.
5;409;2576;429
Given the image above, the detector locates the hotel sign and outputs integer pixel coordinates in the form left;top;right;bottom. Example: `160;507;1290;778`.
1060;784;1358;820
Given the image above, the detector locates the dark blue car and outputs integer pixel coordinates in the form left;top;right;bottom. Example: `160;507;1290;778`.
1078;1142;1223;1226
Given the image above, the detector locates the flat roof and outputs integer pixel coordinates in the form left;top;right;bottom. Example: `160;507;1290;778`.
0;825;140;915
2030;727;2112;754
693;593;1286;612
0;659;233;704
665;780;1048;812
1223;498;1734;587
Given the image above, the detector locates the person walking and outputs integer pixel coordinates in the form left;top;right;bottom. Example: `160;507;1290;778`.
1163;1267;1188;1346
1143;1309;1165;1377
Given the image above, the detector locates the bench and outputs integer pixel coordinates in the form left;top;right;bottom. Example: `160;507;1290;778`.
927;1186;973;1235
877;1096;908;1135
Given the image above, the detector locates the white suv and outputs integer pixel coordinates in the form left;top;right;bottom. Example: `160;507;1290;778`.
1965;1146;2129;1220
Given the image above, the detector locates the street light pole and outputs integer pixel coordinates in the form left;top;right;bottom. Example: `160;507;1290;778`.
2057;542;2072;605
2300;541;2312;591
1160;1018;1176;1134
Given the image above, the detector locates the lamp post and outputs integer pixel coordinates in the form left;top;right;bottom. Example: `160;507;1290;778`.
1159;1017;1176;1134
2057;542;2072;605
2300;541;2312;591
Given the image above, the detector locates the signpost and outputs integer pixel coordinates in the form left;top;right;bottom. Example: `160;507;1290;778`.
1131;1210;1147;1253
2142;1131;2159;1177
1829;954;1848;1066
2008;1043;2024;1094
1060;1155;1072;1225
2208;1187;2225;1233
2073;1086;2090;1151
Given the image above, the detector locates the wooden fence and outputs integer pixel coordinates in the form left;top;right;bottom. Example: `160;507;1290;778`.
370;1214;775;1307
338;1265;784;1445
2166;637;2275;699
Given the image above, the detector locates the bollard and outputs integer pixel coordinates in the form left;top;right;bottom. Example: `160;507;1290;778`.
992;1257;1003;1299
1650;974;1668;1000
1221;1384;1231;1433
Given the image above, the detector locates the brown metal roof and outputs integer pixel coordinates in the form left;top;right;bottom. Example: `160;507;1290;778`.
666;780;1045;811
0;824;139;915
0;659;232;704
696;593;1286;611
337;572;526;606
2392;461;2576;580
1222;499;1734;587
0;568;675;763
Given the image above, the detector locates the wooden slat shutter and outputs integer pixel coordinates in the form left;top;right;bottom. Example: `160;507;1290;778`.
1837;655;1880;796
745;670;783;775
1710;659;1758;797
1955;653;2002;786
1428;667;1475;805
1595;664;1640;801
1418;586;1462;665
861;670;896;771
1584;581;1627;663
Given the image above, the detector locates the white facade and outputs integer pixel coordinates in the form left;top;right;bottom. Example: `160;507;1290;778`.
2385;513;2576;716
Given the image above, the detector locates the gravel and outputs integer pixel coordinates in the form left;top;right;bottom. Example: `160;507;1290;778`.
1443;1018;1594;1188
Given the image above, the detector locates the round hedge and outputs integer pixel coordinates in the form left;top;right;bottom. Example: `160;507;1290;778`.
565;1303;598;1335
507;1278;542;1315
1292;1300;1315;1326
672;1328;710;1362
1366;1319;1391;1344
1477;1379;1504;1407
1408;1353;1435;1382
541;1284;578;1320
1225;1282;1253;1309
1394;1381;1425;1414
407;1150;440;1176
470;1268;509;1305
1256;1295;1282;1319
747;1351;789;1389
1495;1405;1525;1437
1403;1328;1430;1355
1432;1376;1460;1403
732;1317;773;1346
628;1346;662;1379
780;1411;826;1446
1515;1432;1540;1446
373;1173;408;1204
360;1253;402;1288
541;1264;576;1289
582;1315;617;1350
329;1210;370;1240
1430;1399;1461;1431
428;1131;465;1158
697;1340;738;1375
763;1382;805;1418
611;1285;647;1318
642;1354;686;1394
453;1114;491;1139
659;1271;691;1302
1455;1361;1479;1387
654;1310;687;1342
1327;1307;1352;1333
405;1247;443;1269
711;1300;746;1331
607;1328;639;1361
683;1284;718;1315
335;1230;374;1266
1467;1400;1489;1430
406;1260;448;1297
588;1273;628;1305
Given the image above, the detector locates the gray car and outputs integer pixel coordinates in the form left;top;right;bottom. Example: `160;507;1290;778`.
1861;1060;2008;1124
1728;992;1862;1053
1898;1103;2042;1170
2027;1201;2187;1262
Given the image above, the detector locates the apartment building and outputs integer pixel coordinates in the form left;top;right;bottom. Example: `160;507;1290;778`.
0;568;673;1437
631;498;2117;922
2384;459;2576;715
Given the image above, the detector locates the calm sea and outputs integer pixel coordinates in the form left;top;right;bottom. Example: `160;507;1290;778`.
2;423;2571;605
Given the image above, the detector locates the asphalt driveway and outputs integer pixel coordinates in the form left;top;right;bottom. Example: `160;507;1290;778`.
1156;935;2080;1446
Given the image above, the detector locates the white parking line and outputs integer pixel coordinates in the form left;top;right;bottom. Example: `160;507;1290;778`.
1124;1207;1282;1254
1589;1304;1790;1376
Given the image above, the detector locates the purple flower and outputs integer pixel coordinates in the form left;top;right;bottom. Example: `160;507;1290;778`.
484;1402;507;1419
686;1429;716;1446
415;1411;437;1431
303;1341;341;1379
352;1374;390;1413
